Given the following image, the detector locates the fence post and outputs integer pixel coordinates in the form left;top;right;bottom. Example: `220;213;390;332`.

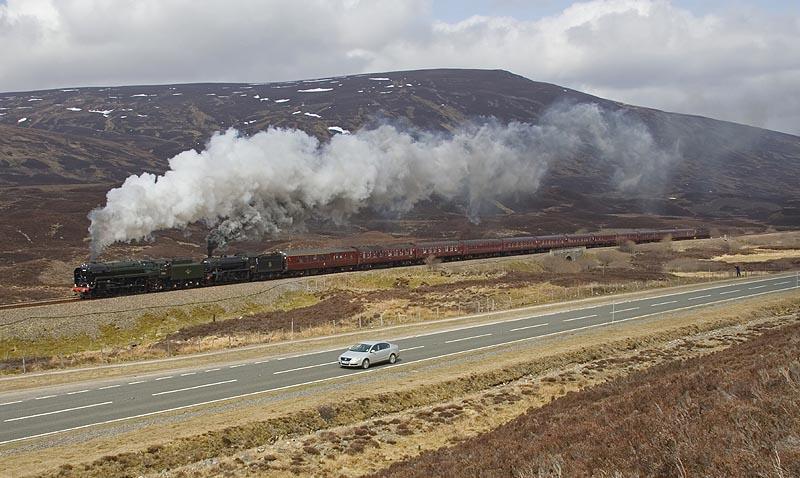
22;356;26;374
291;318;294;340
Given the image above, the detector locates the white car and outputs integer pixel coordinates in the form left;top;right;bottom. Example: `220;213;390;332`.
338;340;399;369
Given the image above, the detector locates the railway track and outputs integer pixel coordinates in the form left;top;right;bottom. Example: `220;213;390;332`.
0;297;79;311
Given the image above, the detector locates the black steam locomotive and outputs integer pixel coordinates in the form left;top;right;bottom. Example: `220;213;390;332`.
73;228;707;299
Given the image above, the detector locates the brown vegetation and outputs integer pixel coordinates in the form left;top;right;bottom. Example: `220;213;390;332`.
370;316;800;477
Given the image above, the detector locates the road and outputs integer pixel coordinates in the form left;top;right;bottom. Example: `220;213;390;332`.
1;273;798;444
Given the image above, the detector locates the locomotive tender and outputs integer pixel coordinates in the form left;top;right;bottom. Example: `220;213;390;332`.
72;228;706;299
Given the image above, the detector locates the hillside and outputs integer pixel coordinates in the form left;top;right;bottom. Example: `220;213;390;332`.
0;69;799;300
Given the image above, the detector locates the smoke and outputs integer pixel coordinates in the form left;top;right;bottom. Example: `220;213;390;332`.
87;103;680;257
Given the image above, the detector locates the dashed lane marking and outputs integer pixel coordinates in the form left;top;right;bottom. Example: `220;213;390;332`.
4;401;113;422
509;323;549;332
563;314;597;323
445;333;492;344
274;362;338;375
151;379;237;397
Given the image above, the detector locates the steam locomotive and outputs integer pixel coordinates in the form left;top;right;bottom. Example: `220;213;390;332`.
72;228;706;299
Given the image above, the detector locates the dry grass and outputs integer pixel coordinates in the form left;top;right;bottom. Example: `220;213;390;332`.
371;312;800;477
5;292;797;478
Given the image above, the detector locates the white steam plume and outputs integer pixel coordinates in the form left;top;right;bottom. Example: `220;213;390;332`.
88;103;679;256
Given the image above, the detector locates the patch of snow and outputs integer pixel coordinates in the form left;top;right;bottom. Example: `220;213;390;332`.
172;93;183;96
28;98;43;101
130;94;148;97
206;93;217;96
357;90;364;93
232;91;243;94
253;95;260;99
302;78;332;83
136;114;148;118
297;88;333;93
0;113;4;116
406;83;413;87
17;117;27;123
379;91;393;94
89;109;114;117
292;111;301;115
369;77;390;81
66;107;82;111
108;96;118;99
385;84;394;88
274;98;290;103
327;126;350;135
304;112;321;118
239;94;248;97
17;229;32;243
668;196;677;200
259;98;270;102
241;86;253;89
16;106;32;109
60;89;78;92
120;115;127;118
244;120;257;125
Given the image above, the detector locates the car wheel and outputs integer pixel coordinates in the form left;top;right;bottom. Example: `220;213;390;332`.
361;359;370;369
388;353;397;364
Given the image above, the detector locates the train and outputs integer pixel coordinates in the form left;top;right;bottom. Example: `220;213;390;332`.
72;228;707;299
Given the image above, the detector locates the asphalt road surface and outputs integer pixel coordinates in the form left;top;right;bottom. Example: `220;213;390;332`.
1;273;798;444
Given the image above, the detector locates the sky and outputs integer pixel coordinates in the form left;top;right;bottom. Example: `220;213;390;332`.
1;0;798;134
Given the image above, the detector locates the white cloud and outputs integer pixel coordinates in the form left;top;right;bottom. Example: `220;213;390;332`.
1;0;798;134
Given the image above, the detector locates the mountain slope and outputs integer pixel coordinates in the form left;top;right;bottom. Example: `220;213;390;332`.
1;68;798;216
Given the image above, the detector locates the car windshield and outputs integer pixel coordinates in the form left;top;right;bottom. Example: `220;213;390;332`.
348;343;371;352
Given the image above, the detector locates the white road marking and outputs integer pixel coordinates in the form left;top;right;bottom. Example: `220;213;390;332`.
274;362;338;375
66;390;89;395
563;314;597;323
155;376;173;381
719;289;740;295
445;333;492;344
5;283;797;446
180;372;196;376
229;364;245;368
651;300;677;307
0;400;23;407
614;307;639;313
34;395;56;400
98;385;120;390
151;379;237;396
749;285;767;290
687;294;711;301
775;281;790;285
127;381;145;385
205;368;220;372
400;346;425;352
510;323;549;332
4;401;113;422
254;360;269;364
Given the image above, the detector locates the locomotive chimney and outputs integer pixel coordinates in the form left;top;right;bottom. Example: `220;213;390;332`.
207;238;218;257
